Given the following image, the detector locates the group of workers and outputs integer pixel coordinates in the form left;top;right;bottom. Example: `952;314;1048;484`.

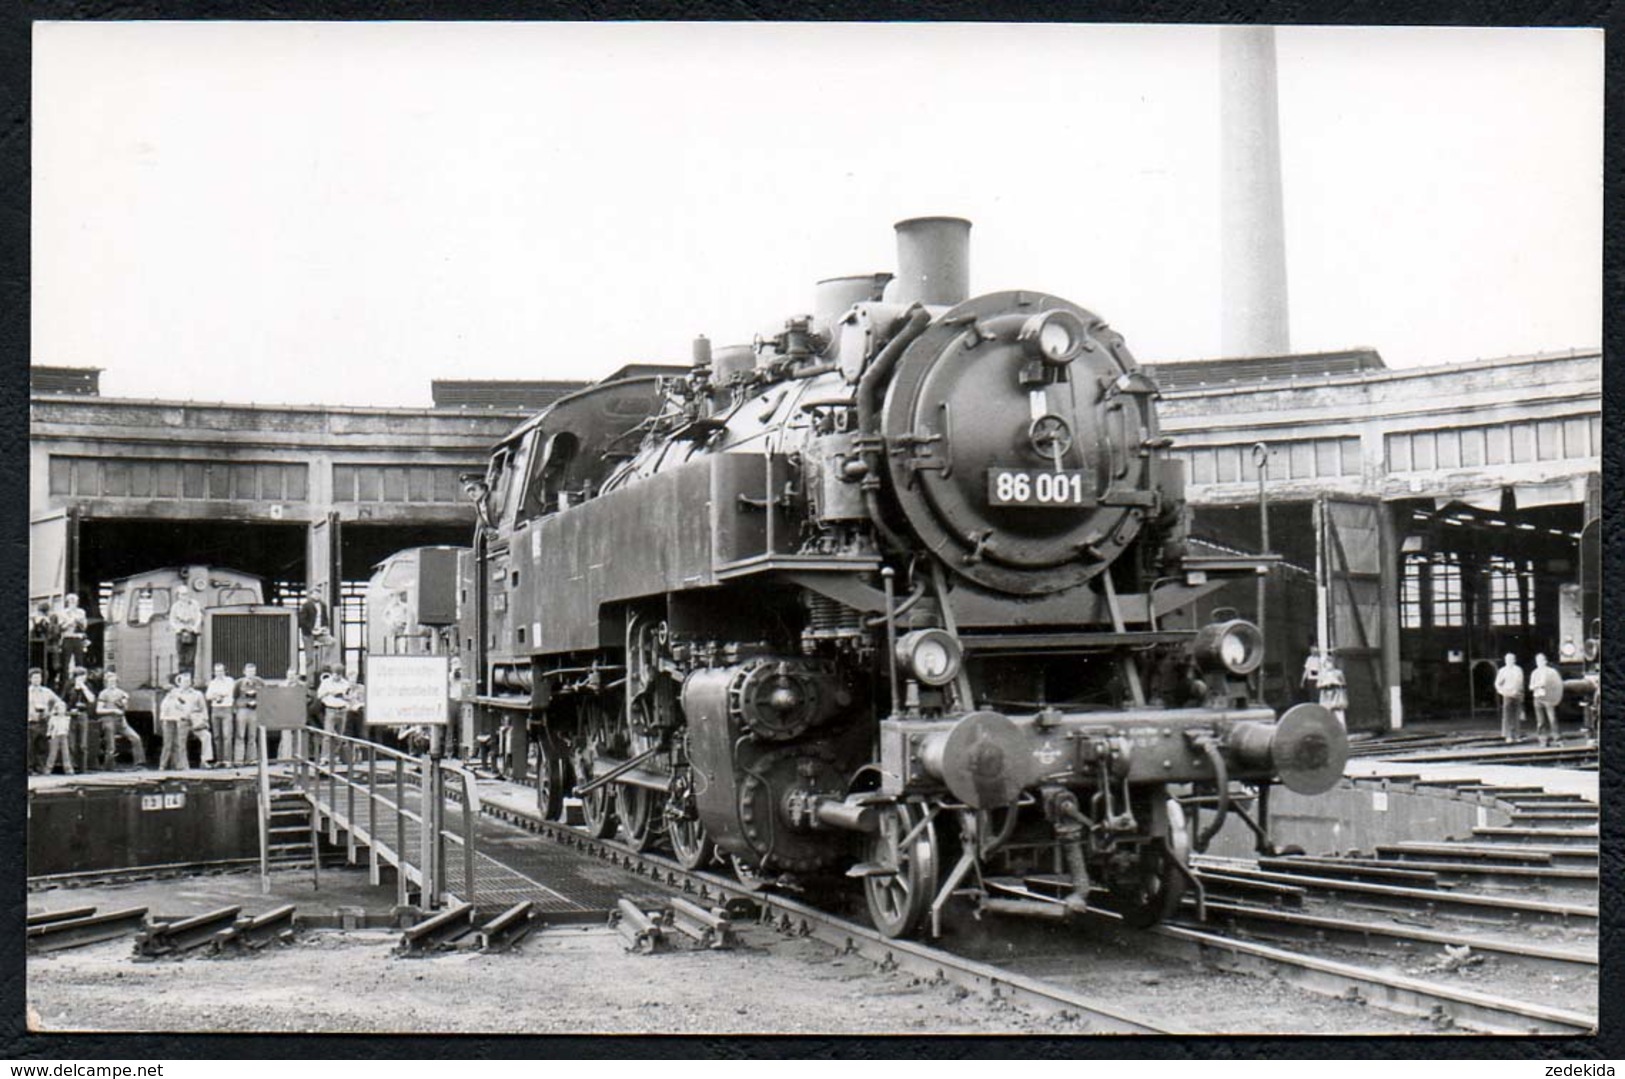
27;593;90;697
1495;652;1582;746
27;662;268;775
1303;645;1593;744
27;660;369;776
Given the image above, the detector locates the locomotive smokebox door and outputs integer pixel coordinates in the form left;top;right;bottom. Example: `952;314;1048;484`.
881;291;1161;597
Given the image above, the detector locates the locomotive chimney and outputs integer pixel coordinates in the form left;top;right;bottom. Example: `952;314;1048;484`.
886;216;971;308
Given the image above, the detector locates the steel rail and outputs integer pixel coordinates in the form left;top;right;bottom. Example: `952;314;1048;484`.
1276;854;1596;888
26;906;149;953
1191;859;1597;923
473;798;1178;1033
213;904;299;952
27;905;98;926
398;901;478;955
1183;899;1597;979
28;857;308;889
476;901;537;952
1144;921;1596;1035
135;905;243;957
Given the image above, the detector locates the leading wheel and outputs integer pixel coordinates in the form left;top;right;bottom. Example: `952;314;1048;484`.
863;803;939;940
1108;844;1186;929
1109;800;1190;929
534;729;568;822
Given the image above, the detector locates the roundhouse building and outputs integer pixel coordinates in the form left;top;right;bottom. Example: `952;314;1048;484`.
29;348;1599;732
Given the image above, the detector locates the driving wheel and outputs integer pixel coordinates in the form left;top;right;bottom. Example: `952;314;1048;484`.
574;696;619;839
616;782;660;852
666;771;715;870
534;729;568;822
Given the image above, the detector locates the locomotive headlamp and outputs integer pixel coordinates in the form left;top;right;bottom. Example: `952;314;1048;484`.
1561;638;1578;660
1192;619;1265;676
895;628;964;687
1018;310;1088;365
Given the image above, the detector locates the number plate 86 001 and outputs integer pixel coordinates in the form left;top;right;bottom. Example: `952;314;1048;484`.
987;469;1092;507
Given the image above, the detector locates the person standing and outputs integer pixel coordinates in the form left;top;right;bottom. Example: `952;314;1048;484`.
170;591;204;678
65;668;100;771
28;602;54;677
1528;653;1565;747
157;671;207;770
27;668;66;774
381;592;410;653
1301;644;1323;704
205;662;237;767
234;663;265;764
53;594;88;694
344;668;367;752
95;671;145;768
1316;651;1348;729
1494;653;1526;744
317;667;352;765
41;691;74;776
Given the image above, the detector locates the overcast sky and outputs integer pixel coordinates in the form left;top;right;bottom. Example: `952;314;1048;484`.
32;22;1602;408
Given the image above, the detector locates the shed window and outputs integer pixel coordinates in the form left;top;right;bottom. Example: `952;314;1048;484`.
1400;553;1425;629
1430;553;1463;628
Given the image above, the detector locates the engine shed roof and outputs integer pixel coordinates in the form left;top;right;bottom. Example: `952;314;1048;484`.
1146;349;1386;391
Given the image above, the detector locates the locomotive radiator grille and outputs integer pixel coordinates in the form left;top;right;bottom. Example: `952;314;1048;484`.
210;612;294;679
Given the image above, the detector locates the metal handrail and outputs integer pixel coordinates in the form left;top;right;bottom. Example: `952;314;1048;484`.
287;729;477;910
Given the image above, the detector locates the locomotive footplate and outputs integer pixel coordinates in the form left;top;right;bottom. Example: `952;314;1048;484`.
878;703;1348;810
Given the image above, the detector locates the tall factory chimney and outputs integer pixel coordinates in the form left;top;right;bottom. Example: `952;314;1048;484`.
1220;26;1291;356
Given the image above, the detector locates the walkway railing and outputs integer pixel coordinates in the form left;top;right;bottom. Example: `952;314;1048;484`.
262;729;481;910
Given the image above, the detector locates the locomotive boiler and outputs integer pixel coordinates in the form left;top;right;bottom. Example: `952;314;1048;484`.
458;217;1348;938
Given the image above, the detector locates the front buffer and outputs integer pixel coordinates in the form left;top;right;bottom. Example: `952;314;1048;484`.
860;703;1348;937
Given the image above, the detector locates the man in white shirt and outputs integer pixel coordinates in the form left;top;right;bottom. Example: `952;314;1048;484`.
158;671;208;770
1494;653;1525;744
170;592;204;679
28;668;66;774
205;662;237;767
317;667;353;766
1528;653;1565;747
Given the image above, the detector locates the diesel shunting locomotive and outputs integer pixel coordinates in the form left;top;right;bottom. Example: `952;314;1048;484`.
454;217;1349;938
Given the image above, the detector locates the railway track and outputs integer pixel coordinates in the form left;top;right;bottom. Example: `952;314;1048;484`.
470;796;1178;1034
1140;920;1594;1035
468;781;1596;1035
1176;899;1595;979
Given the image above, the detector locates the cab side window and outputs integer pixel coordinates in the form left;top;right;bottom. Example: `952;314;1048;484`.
521;430;580;519
132;587;171;625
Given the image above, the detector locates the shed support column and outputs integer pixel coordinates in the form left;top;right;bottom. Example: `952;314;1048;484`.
1379;502;1403;729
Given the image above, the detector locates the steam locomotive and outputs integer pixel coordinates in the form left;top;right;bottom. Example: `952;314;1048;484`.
456;217;1348;938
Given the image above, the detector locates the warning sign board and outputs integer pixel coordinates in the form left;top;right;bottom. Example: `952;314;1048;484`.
365;654;450;726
